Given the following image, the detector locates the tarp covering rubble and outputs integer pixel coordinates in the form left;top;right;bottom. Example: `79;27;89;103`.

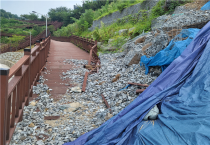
64;22;210;145
201;1;210;11
140;28;200;74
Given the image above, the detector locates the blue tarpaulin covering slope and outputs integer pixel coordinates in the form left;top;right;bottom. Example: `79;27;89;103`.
64;22;210;145
201;1;210;11
127;34;210;145
140;28;200;74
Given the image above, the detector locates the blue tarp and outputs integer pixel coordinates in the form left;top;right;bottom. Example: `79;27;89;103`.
64;22;210;145
140;28;200;74
201;1;210;11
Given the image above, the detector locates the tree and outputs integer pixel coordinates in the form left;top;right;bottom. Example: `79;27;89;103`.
31;25;43;36
20;13;38;20
0;9;20;19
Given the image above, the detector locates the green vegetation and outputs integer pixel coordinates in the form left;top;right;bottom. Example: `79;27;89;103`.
1;18;30;29
1;18;46;36
94;0;145;20
48;1;113;26
0;9;20;19
8;35;26;48
20;13;39;21
0;17;48;49
54;0;190;53
1;35;26;50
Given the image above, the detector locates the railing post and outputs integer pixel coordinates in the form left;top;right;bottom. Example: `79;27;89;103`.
24;48;31;106
35;40;40;86
0;68;9;145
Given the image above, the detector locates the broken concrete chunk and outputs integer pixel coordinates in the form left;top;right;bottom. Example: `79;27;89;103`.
71;86;82;93
143;105;159;121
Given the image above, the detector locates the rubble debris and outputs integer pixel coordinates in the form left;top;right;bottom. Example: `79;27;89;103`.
128;82;149;87
143;105;159;120
44;116;60;120
136;89;146;94
70;86;82;93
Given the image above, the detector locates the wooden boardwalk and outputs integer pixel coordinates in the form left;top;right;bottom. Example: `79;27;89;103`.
42;40;89;99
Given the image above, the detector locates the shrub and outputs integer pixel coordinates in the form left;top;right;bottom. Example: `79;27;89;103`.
110;35;127;49
117;3;127;12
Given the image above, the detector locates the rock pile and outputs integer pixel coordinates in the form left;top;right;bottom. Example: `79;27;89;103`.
10;74;111;145
122;30;169;66
62;54;160;118
0;52;23;63
152;6;210;30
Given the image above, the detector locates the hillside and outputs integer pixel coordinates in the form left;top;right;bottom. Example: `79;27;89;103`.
0;16;63;53
53;0;209;55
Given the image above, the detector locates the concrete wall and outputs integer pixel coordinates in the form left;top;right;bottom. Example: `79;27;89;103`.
88;0;159;31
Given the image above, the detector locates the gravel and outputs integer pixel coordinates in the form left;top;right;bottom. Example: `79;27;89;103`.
152;6;210;30
0;52;23;63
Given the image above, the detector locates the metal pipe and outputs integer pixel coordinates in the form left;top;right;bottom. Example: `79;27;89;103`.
30;32;31;49
46;14;47;37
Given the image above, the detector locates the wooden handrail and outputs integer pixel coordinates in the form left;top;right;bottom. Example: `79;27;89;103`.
0;35;51;145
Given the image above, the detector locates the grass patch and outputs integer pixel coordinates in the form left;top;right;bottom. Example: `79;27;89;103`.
94;0;145;21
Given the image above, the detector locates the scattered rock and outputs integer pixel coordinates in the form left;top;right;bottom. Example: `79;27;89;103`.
28;122;35;128
71;86;82;93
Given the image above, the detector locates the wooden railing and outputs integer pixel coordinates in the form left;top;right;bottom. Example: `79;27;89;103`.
51;35;98;61
51;35;100;92
0;36;51;145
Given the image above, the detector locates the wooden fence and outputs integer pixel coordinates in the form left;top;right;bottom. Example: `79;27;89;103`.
51;35;98;61
51;35;100;92
0;36;51;145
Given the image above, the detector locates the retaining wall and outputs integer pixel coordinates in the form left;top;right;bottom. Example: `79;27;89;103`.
88;0;159;31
